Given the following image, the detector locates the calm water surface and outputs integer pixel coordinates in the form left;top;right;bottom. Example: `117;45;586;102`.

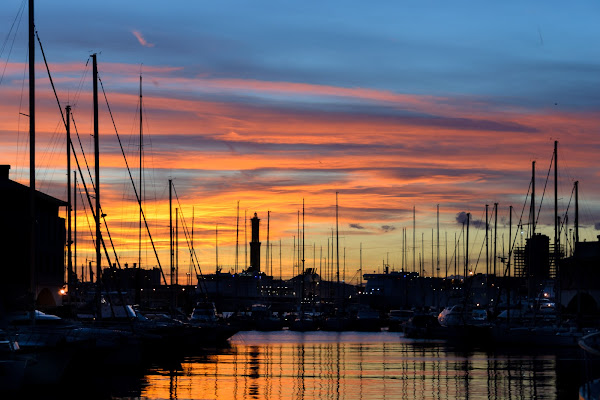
30;331;588;399
136;331;585;400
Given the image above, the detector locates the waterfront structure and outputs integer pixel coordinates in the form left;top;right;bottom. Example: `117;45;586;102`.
362;271;452;310
0;165;66;310
559;236;600;314
249;213;261;273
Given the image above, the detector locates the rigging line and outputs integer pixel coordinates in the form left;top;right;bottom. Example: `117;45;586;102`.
0;0;24;57
469;207;486;259
559;185;575;238
97;73;168;286
71;113;95;192
0;0;25;86
78;177;96;250
175;206;203;280
35;30;67;128
39;119;65;194
171;184;207;294
503;180;532;280
16;48;28;180
71;57;90;108
535;151;554;228
471;222;488;275
67;114;115;272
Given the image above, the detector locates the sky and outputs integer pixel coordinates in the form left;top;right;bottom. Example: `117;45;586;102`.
1;1;600;282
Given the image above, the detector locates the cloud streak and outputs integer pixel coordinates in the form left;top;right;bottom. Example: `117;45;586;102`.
132;30;155;48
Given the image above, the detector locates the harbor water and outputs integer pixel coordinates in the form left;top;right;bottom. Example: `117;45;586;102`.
25;331;588;399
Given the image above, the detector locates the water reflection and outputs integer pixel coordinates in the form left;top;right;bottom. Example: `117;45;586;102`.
138;331;583;400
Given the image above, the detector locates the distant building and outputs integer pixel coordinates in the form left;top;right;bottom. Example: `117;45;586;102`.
0;165;66;311
363;271;451;310
248;212;261;273
101;263;162;292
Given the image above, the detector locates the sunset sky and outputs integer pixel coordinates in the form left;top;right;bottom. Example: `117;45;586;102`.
1;1;599;282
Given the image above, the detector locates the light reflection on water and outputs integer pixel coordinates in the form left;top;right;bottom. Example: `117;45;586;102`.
138;331;583;400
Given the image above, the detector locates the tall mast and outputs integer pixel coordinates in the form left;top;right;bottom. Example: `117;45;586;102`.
92;53;101;293
455;232;458;277
360;242;363;287
336;192;340;286
175;207;178;285
445;231;448;278
66;105;72;288
73;170;77;284
494;203;498;276
215;224;219;271
297;210;300;275
139;74;143;270
413;206;416;273
302;199;305;274
244;209;247;271
169;179;173;285
236;201;239;274
437;204;440;278
431;229;434;277
465;213;470;278
302;200;305;309
507;205;513;325
486;204;489;277
554;141;559;267
267;210;270;275
191;206;194;284
531;161;536;237
575;181;579;245
421;232;424;276
401;228;404;271
508;205;512;277
28;0;36;302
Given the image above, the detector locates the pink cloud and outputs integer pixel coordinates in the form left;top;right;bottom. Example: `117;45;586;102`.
132;30;155;48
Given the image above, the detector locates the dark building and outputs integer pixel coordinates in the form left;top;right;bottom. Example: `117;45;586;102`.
363;271;451;310
559;236;600;314
0;165;66;311
249;212;261;273
101;263;162;292
513;233;558;298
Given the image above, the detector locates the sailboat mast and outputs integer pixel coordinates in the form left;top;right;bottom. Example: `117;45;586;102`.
336;192;339;286
531;161;536;236
29;0;36;301
494;203;498;276
413;206;416;273
66;105;72;287
437;204;440;278
92;53;101;292
267;211;270;275
302;199;305;274
73;170;77;283
575;181;579;245
191;206;194;285
169;179;173;285
465;213;470;278
176;208;178;285
554;141;559;273
139;74;143;270
236;201;239;274
244;209;247;271
508;205;512;277
215;224;219;271
486;204;489;277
